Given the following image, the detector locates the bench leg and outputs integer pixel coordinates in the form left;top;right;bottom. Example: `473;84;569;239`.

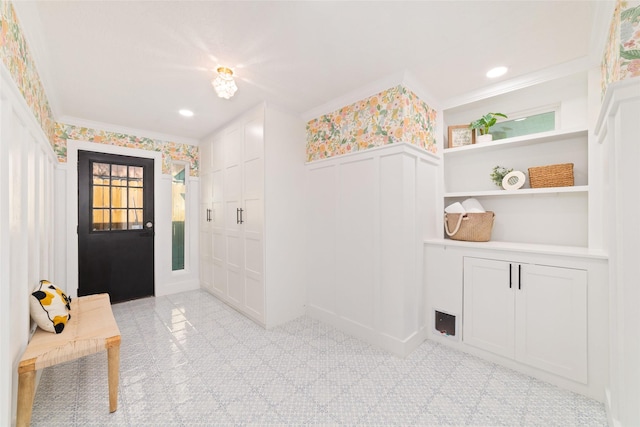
16;370;36;427
107;343;120;412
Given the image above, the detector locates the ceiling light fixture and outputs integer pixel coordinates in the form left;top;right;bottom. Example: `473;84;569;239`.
179;109;194;117
486;66;508;78
212;67;238;99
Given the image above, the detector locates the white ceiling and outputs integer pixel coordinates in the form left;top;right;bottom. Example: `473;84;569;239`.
14;1;612;144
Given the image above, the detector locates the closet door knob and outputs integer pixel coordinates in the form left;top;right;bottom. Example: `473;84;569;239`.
509;264;512;289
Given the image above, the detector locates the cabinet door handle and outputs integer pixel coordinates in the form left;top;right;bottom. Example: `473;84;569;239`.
518;264;522;290
509;264;512;289
239;208;244;224
206;208;210;222
236;208;240;224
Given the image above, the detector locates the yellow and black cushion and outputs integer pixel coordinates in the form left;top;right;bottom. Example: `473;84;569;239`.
29;280;72;334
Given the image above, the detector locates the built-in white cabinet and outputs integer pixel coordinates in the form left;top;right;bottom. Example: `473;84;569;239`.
463;257;587;383
200;104;306;328
424;242;608;401
423;70;608;400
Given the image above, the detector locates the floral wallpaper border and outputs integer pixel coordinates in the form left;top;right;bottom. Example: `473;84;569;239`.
0;0;55;142
53;123;199;176
306;85;437;162
602;0;640;97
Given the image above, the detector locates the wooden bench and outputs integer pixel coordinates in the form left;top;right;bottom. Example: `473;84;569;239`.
17;293;121;427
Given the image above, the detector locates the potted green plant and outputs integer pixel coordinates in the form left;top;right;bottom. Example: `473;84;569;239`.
490;166;513;188
469;112;508;143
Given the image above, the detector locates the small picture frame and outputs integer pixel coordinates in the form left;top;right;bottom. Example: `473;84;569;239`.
448;125;475;148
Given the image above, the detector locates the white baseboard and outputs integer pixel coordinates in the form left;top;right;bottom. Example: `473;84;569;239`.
155;278;199;297
306;304;427;358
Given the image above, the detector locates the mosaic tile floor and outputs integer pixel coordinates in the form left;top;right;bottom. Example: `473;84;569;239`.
31;289;607;426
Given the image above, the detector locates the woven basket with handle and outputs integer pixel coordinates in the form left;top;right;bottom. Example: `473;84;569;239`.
444;212;495;242
528;163;574;188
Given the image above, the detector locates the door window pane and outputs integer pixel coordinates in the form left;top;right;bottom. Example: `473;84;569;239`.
111;209;127;230
111;187;127;209
93;186;109;208
93;163;110;185
128;166;143;187
111;164;127;186
92;209;110;231
128;188;143;209
129;210;144;229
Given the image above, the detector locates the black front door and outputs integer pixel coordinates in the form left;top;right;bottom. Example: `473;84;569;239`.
78;150;154;303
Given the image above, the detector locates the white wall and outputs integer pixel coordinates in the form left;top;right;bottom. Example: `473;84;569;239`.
0;65;56;427
58;140;200;301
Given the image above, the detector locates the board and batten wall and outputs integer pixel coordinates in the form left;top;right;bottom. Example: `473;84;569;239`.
306;143;440;356
0;64;56;426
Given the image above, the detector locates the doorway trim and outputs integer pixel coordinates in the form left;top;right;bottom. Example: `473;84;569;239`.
66;139;162;300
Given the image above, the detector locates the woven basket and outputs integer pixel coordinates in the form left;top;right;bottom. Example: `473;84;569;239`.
528;163;574;188
444;212;495;242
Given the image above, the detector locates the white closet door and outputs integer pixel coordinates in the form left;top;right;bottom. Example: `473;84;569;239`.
463;257;515;359
515;264;587;383
211;137;226;296
224;128;244;306
242;117;264;320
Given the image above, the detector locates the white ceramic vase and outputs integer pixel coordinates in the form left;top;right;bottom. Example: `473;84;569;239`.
477;133;493;143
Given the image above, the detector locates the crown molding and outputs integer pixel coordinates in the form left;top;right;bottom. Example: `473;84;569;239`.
440;57;592;110
58;116;200;146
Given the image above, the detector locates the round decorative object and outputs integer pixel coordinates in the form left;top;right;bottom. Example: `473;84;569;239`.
502;170;526;190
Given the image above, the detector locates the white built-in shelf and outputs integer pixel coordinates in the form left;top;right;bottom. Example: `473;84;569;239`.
424;238;608;260
444;185;588;199
443;128;588;156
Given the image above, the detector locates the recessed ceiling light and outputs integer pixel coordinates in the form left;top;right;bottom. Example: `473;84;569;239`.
179;109;194;117
486;66;508;78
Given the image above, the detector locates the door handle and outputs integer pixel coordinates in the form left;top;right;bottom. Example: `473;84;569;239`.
509;264;512;289
236;208;240;224
239;208;244;224
518;264;522;290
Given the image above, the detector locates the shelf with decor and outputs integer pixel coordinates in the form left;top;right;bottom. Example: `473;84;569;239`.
443;127;588;156
444;185;588;199
440;72;595;249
